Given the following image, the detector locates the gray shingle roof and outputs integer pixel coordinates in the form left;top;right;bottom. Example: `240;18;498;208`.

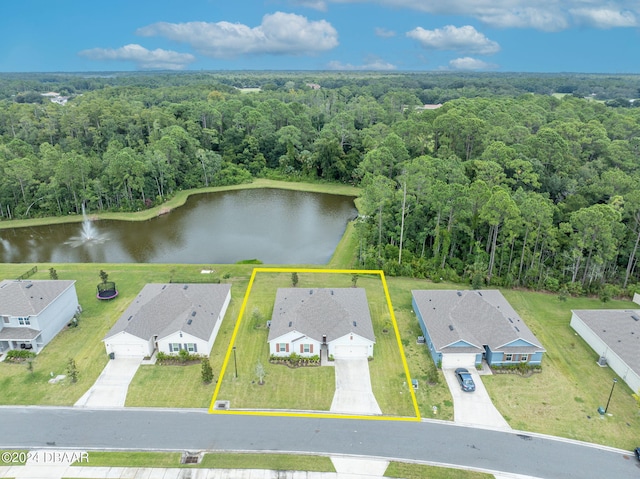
268;288;375;343
571;309;640;374
412;289;544;353
104;283;231;342
0;327;40;340
0;280;76;316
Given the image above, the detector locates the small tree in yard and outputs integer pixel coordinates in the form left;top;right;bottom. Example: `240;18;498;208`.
256;361;266;385
49;267;58;280
201;358;214;384
67;358;78;383
291;272;299;287
351;273;359;287
99;270;109;284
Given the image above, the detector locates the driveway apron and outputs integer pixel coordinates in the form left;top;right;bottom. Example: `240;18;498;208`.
444;367;511;429
330;358;382;415
74;357;142;408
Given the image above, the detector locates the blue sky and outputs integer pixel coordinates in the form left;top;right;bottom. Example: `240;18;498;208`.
1;0;639;73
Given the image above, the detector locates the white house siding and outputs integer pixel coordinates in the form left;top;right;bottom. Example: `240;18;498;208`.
570;312;640;394
158;331;209;356
329;333;373;359
104;332;152;358
441;353;478;369
27;284;79;351
269;331;321;357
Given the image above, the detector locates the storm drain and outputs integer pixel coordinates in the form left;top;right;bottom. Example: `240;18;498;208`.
181;451;203;464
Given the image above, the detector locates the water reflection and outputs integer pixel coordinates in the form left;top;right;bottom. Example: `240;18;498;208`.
0;189;357;264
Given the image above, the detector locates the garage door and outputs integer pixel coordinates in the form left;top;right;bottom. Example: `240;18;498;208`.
333;345;368;359
108;343;148;358
441;353;477;369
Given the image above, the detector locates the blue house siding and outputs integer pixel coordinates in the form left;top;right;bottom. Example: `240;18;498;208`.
489;350;544;367
413;297;441;366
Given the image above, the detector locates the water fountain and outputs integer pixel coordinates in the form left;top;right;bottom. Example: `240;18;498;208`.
64;203;108;247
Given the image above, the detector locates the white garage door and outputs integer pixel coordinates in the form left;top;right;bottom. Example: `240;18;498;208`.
441;353;477;369
333;345;368;359
109;343;148;358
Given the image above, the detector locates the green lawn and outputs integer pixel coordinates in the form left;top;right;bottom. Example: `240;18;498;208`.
68;451;335;471
385;462;493;479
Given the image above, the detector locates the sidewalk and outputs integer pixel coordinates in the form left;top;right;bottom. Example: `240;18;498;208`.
0;454;390;479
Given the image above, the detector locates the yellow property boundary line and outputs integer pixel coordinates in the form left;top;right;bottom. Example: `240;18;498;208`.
208;267;421;421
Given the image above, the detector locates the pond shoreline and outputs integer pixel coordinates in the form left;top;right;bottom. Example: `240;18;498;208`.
0;179;360;231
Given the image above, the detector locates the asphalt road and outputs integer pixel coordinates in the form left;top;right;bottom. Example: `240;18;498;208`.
1;407;638;479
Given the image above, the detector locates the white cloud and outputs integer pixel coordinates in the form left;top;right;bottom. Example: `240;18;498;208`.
448;56;498;71
290;0;328;11
78;44;195;70
327;58;397;70
570;8;637;28
322;0;640;31
375;27;396;37
137;12;338;57
406;25;500;54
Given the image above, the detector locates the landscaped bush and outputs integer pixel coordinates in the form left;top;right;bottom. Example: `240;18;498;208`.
269;354;320;367
156;350;205;365
491;363;542;376
5;350;36;361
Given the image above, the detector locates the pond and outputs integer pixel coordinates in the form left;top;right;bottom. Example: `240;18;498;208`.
0;189;358;264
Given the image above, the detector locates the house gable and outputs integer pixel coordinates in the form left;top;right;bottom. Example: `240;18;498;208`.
268;288;375;358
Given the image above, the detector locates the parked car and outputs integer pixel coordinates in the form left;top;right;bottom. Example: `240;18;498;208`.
634;447;640;461
454;368;476;392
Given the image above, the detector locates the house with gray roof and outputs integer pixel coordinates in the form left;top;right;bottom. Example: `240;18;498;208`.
268;288;375;360
412;290;545;369
0;279;79;354
103;283;231;358
570;309;640;394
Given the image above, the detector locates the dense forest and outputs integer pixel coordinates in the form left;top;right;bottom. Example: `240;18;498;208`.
1;71;640;295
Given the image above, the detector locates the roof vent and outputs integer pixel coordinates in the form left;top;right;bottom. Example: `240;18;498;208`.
309;290;313;295
632;315;640;321
508;318;513;323
187;319;193;325
288;321;292;327
183;285;188;290
353;321;357;327
331;290;334;295
477;292;483;296
456;291;462;296
448;325;454;331
191;311;196;317
127;315;133;321
25;283;33;289
514;326;520;332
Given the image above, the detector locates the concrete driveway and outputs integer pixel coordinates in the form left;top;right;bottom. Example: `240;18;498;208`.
74;357;142;408
444;367;511;429
330;358;382;415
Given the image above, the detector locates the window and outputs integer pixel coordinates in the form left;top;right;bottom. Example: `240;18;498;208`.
278;343;287;353
303;344;310;353
18;317;30;325
2;316;9;324
169;343;181;353
186;343;197;353
505;353;513;362
520;354;528;362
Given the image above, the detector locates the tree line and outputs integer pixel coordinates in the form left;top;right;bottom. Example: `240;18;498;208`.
1;72;640;294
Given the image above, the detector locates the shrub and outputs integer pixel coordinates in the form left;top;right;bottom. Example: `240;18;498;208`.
5;350;36;361
201;358;214;384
